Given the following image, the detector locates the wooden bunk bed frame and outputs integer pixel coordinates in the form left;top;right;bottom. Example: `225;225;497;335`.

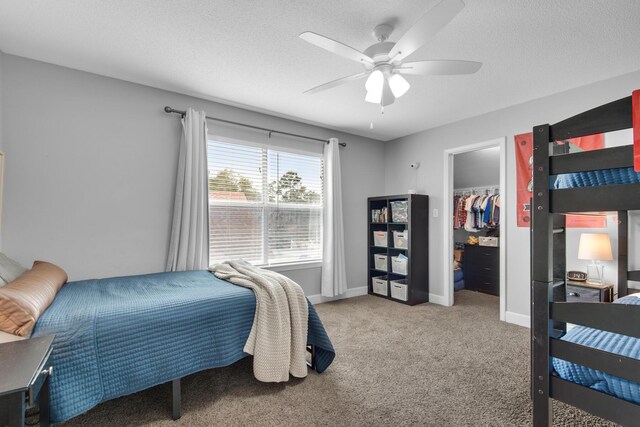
531;95;640;426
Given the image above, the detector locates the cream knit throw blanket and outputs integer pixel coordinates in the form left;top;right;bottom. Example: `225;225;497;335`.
210;260;308;382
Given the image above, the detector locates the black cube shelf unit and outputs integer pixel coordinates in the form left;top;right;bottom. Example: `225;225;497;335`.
367;194;429;306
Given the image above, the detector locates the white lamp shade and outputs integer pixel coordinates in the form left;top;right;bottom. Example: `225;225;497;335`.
578;233;613;261
389;74;410;98
365;89;382;104
365;70;383;104
365;70;383;91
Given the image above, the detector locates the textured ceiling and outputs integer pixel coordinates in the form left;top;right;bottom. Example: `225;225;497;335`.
1;0;639;141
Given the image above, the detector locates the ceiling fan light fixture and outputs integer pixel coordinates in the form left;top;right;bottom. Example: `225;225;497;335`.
300;0;480;110
365;88;382;104
365;70;384;103
389;74;410;98
365;70;383;91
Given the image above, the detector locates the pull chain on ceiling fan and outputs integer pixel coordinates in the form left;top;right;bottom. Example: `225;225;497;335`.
299;0;482;109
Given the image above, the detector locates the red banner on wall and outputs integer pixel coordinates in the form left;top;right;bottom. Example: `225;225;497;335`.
514;132;606;228
633;90;640;172
514;133;534;227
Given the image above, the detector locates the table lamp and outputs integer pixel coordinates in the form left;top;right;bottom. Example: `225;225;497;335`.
578;233;613;285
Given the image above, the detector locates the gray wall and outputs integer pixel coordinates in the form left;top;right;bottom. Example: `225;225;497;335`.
0;54;385;296
0;50;4;247
0;50;3;152
383;69;640;318
453;147;500;189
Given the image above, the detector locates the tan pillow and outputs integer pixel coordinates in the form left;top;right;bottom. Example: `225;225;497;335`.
0;261;67;336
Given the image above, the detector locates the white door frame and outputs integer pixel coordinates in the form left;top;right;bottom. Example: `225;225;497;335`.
442;137;507;321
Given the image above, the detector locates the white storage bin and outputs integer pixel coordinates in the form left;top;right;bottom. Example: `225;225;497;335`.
373;254;388;271
479;236;498;247
371;276;388;296
393;230;408;249
373;231;388;247
391;256;408;275
390;279;408;301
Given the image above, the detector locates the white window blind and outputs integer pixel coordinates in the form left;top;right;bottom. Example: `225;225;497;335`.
208;139;323;266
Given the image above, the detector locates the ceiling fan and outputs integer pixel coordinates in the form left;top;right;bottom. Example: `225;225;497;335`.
299;0;481;108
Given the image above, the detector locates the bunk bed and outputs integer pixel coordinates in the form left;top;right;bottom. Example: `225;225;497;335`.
531;94;640;426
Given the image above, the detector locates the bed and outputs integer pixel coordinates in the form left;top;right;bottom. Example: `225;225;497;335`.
30;270;335;423
554;166;640;189
552;293;640;405
531;94;640;426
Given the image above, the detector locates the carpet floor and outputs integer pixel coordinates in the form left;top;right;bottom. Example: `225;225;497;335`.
59;290;616;426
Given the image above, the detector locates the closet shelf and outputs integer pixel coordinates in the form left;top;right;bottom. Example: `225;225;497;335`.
369;222;409;225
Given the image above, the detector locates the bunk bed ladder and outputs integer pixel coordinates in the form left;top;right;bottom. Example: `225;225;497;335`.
551;215;566;333
531;123;554;426
619;210;640;296
619;211;629;297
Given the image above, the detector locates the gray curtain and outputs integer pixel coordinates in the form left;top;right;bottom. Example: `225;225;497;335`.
166;108;209;271
321;138;348;296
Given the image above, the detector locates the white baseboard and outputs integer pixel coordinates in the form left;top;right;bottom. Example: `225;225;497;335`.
307;286;368;305
428;293;448;306
505;311;530;328
309;289;449;306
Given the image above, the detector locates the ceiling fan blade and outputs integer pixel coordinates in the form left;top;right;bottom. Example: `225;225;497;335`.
389;0;465;63
381;79;395;106
398;60;482;75
304;72;369;94
300;32;374;66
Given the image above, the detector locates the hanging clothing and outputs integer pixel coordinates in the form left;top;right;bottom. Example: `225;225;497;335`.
493;195;501;225
453;189;501;232
482;196;492;226
464;195;479;231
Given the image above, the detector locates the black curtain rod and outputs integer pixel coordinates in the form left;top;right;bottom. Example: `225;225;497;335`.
164;106;346;147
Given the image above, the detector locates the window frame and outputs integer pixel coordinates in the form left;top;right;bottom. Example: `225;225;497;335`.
207;134;324;269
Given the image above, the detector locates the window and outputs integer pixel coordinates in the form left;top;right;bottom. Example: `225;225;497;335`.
207;138;323;266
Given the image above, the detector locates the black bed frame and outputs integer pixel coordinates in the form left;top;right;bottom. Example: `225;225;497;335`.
166;344;318;420
532;95;640;426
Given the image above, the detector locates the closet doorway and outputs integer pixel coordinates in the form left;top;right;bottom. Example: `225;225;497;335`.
443;137;507;321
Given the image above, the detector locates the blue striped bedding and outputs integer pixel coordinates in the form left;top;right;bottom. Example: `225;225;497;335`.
32;270;335;423
554;167;640;189
552;294;640;404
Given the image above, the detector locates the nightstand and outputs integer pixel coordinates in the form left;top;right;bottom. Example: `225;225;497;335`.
0;336;54;427
566;280;613;303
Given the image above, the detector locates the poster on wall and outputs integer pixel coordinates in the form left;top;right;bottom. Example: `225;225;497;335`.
514;132;606;228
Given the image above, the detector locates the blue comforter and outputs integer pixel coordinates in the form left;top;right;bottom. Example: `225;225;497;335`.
32;270;335;423
552;294;640;404
554;166;640;189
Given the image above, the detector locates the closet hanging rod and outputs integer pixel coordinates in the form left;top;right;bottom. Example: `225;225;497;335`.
454;185;500;193
164;106;347;147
